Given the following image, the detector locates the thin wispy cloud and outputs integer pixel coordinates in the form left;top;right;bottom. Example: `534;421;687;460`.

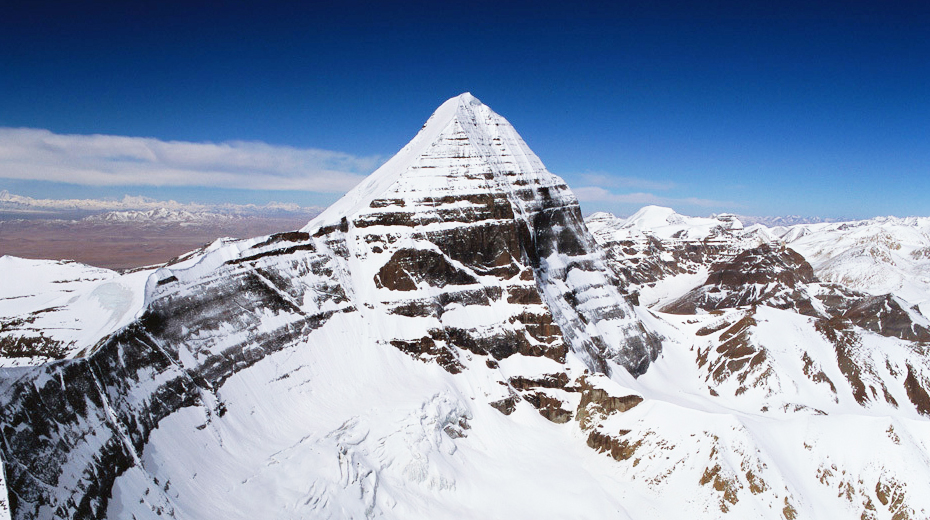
573;186;735;209
0;128;379;192
577;172;677;191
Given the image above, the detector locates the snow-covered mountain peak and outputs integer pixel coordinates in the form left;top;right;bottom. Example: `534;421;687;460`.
619;205;746;236
587;206;746;244
304;92;551;232
0;95;671;519
292;93;658;375
453;91;480;105
622;205;685;228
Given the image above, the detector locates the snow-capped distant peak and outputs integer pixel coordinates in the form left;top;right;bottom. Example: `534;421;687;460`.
588;206;745;242
621;205;685;229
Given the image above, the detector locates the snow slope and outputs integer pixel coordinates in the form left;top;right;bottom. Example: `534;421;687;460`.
0;257;149;365
775;217;930;312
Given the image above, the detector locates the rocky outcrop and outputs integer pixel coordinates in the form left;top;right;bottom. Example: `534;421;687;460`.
660;244;818;315
840;295;930;342
374;248;478;291
0;234;354;519
575;375;643;430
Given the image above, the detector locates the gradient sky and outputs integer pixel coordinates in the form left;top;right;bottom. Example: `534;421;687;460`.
2;0;928;218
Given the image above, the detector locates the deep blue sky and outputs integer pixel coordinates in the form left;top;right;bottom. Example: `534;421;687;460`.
2;0;928;218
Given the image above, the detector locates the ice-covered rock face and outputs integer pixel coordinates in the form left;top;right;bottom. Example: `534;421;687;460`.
0;93;659;519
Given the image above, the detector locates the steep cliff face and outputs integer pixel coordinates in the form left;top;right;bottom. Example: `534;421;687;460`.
0;236;354;519
0;94;659;519
302;92;660;375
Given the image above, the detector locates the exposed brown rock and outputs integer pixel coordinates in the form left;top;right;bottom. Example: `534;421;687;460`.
801;352;837;396
509;311;563;345
442;326;528;361
700;463;740;512
504;372;574;423
389;336;464;374
0;333;69;360
374;248;477;291
368;198;406;208
442;416;470;439
253;231;311;248
705;244;814;287
696;317;739;336
745;469;768;494
424;220;523;278
576;376;643;430
816;317;899;408
508;372;570;391
506;286;542;305
586;429;642;461
386;300;441;318
706;314;771;393
813;283;865;314
874;477;917;520
842;295;930;342
312;217;349;237
353;211;419;228
660;244;819;315
903;364;930;416
816;317;870;405
489;395;519;415
523;392;573;423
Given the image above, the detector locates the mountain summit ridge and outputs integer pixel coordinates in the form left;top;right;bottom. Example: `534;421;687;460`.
305;92;547;231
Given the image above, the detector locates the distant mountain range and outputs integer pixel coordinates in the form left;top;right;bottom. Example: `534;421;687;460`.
0;190;321;220
0;192;323;269
734;214;845;227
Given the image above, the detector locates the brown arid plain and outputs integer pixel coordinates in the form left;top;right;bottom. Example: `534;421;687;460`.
0;216;315;270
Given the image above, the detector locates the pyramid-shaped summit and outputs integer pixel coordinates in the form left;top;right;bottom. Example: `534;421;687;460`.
304;92;660;374
0;93;659;520
307;92;561;231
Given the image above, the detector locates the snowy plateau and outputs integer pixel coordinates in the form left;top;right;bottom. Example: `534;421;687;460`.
0;93;929;520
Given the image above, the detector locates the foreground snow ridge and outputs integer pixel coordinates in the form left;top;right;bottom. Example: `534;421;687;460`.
0;94;928;520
